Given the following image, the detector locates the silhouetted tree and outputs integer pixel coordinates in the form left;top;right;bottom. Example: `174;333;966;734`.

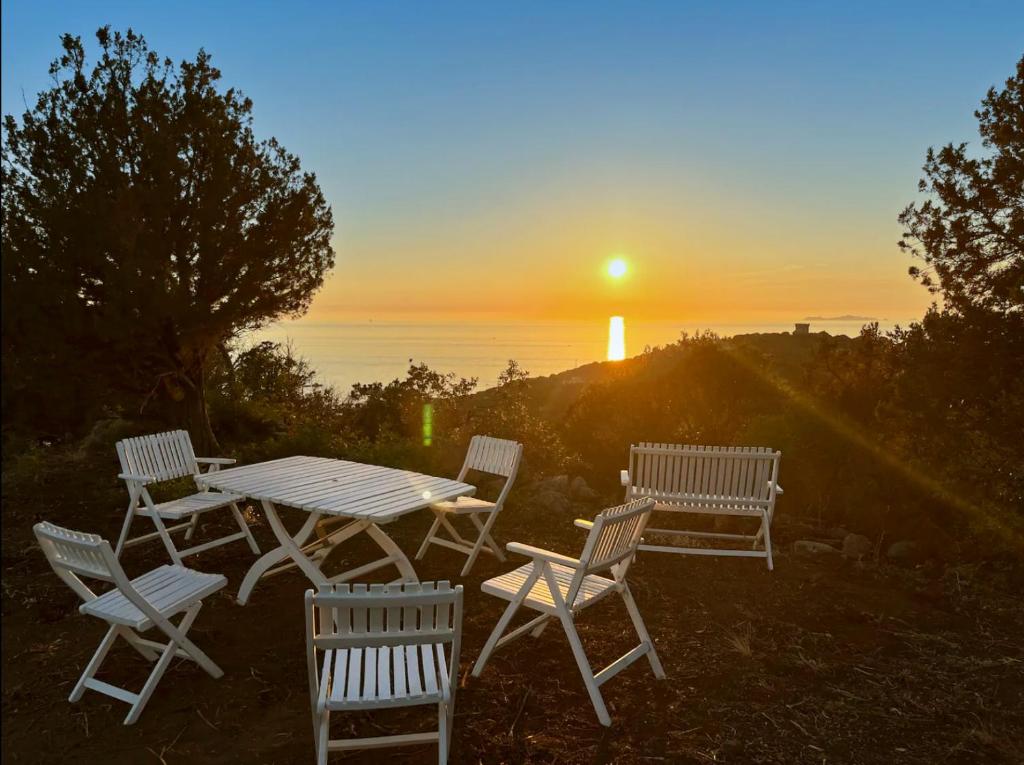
2;28;334;450
898;55;1023;316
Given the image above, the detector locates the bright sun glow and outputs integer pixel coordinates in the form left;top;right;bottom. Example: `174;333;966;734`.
607;316;625;360
607;257;628;278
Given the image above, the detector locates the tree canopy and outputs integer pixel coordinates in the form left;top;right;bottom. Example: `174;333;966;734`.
2;28;334;449
898;55;1024;316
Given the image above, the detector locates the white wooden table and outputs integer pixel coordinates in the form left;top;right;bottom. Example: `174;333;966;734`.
196;456;475;604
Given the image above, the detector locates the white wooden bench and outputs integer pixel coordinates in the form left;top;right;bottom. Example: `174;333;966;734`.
115;430;260;565
621;443;783;570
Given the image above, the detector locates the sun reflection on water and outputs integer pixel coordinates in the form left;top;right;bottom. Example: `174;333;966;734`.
608;316;625;360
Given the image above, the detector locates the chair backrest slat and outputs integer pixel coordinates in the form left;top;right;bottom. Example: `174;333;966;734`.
33;521;143;608
456;435;523;507
629;443;780;504
34;522;117;582
461;435;522;478
565;499;654;603
310;581;461;650
116;430;199;483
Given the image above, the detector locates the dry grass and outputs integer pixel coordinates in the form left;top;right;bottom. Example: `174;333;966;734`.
3;449;1024;764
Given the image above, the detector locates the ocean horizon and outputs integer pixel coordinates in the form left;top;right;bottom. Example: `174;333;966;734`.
251;317;909;394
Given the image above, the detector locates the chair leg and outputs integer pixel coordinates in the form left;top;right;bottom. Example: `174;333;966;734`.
416;512;443;560
438;702;449;764
148;512;184;566
542;565;611;726
70;624;120;702
316;709;330;765
184;511;200;542
530;616;552;638
436;513;470;546
620;586;665;679
472;566;541;677
230;502;261;554
124;603;207;725
467;512;505;565
115;506;137;558
556;606;611;727
150;602;224;679
119;626;161;662
460;516;491;577
761;510;774;571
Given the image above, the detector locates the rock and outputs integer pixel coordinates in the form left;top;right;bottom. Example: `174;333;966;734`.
793;540;838;556
532;489;571;514
826;527;850;541
570;476;600;501
543;474;570;493
887;540;924;563
842;533;873;560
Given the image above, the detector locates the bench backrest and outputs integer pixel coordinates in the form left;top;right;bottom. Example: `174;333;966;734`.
116;430;199;484
626;443;781;505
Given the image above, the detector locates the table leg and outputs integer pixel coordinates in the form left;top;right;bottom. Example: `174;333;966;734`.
237;508;421;604
365;523;419;583
236;503;322;605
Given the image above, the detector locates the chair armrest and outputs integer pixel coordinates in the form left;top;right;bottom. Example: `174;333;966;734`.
573;519;594;531
196;457;236;465
118;472;156;484
620;469;631;487
769;481;784;495
506;542;581;568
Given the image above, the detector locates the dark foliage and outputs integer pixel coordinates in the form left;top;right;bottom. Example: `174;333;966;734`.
898;56;1023;315
2;28;334;451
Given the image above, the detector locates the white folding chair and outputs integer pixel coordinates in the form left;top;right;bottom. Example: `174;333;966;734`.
305;581;464;764
415;435;523;575
115;429;260;565
33;521;227;725
472;498;664;726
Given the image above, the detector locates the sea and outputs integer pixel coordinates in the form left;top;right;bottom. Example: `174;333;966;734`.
251;318;904;395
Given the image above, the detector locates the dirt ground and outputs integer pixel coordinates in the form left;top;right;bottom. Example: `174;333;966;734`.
3;454;1023;764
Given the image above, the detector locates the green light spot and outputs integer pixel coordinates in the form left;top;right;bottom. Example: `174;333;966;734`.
422;403;434;446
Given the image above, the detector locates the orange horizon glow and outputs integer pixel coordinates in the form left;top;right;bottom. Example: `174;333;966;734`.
302;207;932;325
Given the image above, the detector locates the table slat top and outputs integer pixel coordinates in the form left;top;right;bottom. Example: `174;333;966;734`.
197;456;475;521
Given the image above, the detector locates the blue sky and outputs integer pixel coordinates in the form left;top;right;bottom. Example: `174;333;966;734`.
4;1;1022;321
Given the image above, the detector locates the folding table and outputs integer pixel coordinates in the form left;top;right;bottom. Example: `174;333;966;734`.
197;456;475;604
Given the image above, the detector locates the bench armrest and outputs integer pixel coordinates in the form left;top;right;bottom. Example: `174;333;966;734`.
118;472;156;484
620;469;630;487
770;481;784;495
506;542;581;569
196;457;236;465
573;518;594;531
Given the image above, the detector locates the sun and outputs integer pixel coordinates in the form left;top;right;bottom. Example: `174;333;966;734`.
607;257;628;278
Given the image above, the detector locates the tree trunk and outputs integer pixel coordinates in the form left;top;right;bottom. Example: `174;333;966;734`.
181;361;220;455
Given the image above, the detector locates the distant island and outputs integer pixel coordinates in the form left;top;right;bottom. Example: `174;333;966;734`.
803;314;877;321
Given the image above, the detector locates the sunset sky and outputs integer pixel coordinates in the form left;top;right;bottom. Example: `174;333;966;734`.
4;1;1022;324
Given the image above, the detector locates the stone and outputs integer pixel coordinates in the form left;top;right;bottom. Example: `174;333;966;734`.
887;540;923;563
826;527;850;541
792;540;838;555
570;476;600;501
543;474;570;493
842;533;873;560
532;489;571;514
